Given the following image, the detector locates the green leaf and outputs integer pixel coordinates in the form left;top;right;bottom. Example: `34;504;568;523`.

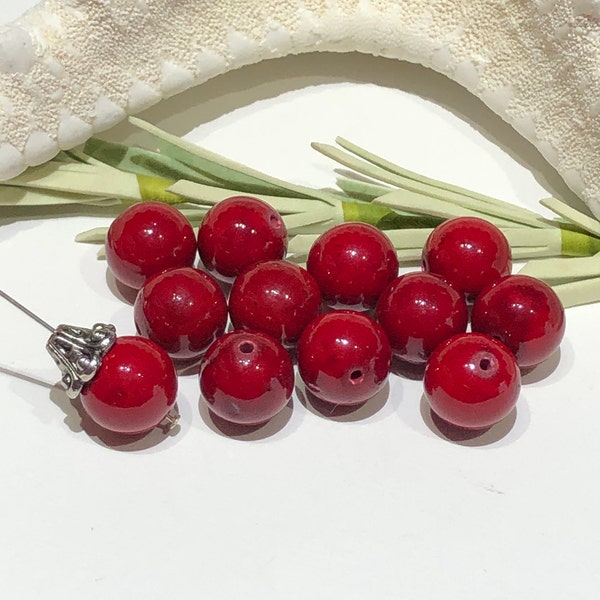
519;254;600;284
559;228;600;256
136;175;187;204
552;277;600;308
335;177;392;202
373;189;523;228
75;227;109;244
540;197;600;238
167;179;336;215
6;161;144;200
335;136;550;220
129;117;341;206
283;209;341;233
84;137;220;185
314;140;551;228
341;199;442;229
0;185;119;207
287;234;318;255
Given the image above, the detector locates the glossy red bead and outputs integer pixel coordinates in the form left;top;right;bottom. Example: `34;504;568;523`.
229;260;322;346
297;310;392;405
200;331;295;425
197;196;287;280
134;267;228;361
80;336;178;435
422;216;511;299
376;271;468;364
106;201;197;289
306;222;399;309
471;274;566;368
424;333;521;430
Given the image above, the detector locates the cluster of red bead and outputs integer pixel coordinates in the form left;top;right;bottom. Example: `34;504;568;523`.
419;218;565;429
98;197;565;436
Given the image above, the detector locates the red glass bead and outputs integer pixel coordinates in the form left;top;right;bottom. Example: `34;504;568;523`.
297;310;392;405
80;336;178;435
197;196;287;280
306;222;399;309
376;271;468;364
106;201;197;289
200;331;294;425
134;267;228;361
424;333;521;430
422;216;511;299
229;260;322;346
471;274;566;368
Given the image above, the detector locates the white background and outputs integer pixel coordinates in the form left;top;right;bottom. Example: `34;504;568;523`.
0;2;598;599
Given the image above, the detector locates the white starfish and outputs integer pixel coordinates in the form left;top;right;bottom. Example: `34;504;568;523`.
1;1;599;218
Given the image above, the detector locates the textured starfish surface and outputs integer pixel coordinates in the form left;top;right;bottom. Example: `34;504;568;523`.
1;0;599;217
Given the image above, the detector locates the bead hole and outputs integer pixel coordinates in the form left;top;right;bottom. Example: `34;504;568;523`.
479;358;491;370
239;342;255;354
350;370;364;384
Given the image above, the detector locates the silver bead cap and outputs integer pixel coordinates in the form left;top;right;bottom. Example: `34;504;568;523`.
46;323;117;399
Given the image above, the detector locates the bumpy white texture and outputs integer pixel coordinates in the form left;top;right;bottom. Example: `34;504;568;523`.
1;0;600;217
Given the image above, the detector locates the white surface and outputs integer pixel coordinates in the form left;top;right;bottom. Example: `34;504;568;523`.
1;3;599;599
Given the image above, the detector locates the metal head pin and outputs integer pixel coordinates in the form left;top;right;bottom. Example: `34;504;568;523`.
0;289;117;399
